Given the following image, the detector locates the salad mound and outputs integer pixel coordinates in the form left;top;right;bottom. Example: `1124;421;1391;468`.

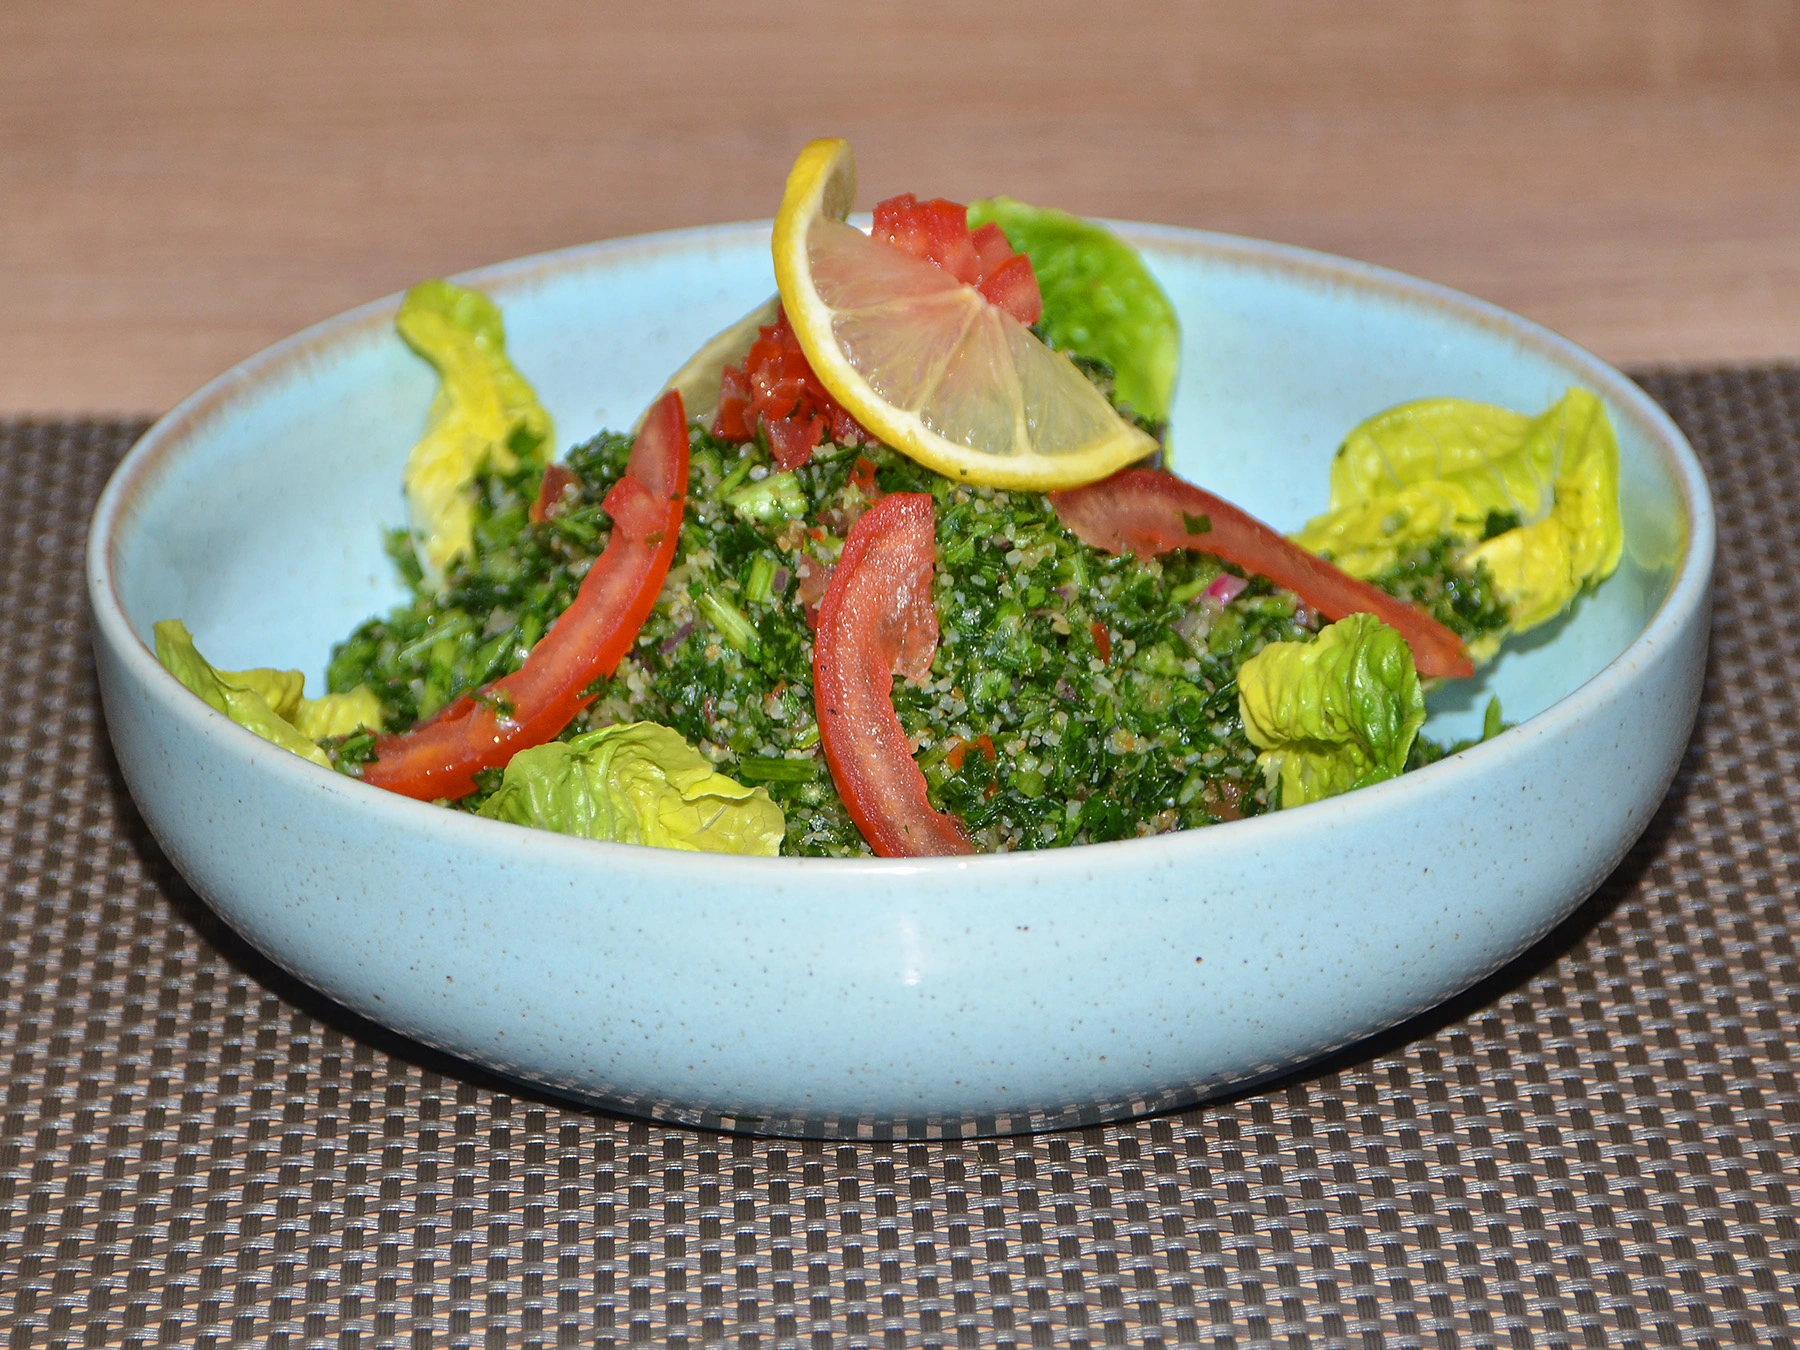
155;141;1624;859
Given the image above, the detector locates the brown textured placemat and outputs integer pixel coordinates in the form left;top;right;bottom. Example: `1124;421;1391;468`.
3;372;1798;1349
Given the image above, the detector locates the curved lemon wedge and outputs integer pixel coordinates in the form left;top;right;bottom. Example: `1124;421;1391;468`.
771;138;1158;491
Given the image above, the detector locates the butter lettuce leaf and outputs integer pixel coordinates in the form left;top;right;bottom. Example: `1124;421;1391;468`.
478;722;785;855
397;279;553;587
1461;391;1623;630
1237;614;1426;810
1293;388;1623;645
292;686;388;741
153;620;383;768
967;197;1179;427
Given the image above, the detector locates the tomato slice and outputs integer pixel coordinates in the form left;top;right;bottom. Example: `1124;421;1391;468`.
363;389;692;800
813;493;976;857
1049;468;1475;680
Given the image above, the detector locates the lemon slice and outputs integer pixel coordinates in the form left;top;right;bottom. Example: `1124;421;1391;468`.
771;138;1158;491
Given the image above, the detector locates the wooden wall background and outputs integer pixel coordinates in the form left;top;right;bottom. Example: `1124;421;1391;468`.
3;1;1796;412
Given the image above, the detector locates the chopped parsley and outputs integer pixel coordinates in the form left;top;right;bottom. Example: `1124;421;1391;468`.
328;422;1512;855
1363;536;1510;645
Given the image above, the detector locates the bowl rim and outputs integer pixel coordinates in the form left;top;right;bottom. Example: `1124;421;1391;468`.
87;218;1716;879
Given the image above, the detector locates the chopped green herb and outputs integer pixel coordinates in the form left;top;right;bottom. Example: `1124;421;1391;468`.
1482;510;1522;541
697;591;762;657
726;471;807;524
743;555;776;606
736;756;821;784
1363;537;1510;645
332;395;1528;852
1483;695;1506;741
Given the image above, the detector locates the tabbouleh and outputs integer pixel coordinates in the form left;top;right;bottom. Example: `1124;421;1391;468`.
326;417;1509;856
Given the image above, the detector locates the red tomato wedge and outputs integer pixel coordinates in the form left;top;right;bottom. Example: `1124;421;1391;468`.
363;389;691;801
813;493;976;857
1048;469;1475;680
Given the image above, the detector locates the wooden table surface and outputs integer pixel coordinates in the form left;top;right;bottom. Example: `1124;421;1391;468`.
4;1;1797;415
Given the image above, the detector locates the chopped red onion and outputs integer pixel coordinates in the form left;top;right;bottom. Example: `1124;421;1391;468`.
658;620;695;655
1204;573;1249;605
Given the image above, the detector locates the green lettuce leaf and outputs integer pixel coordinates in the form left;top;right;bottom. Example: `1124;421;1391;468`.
478;722;786;855
966;197;1179;427
153;620;383;767
1461;392;1623;631
397;279;553;586
1292;388;1623;647
1237;614;1426;810
292;686;388;741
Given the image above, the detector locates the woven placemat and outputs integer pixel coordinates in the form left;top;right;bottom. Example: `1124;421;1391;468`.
3;371;1798;1348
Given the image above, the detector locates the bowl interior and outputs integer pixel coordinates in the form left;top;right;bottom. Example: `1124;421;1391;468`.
105;222;1698;746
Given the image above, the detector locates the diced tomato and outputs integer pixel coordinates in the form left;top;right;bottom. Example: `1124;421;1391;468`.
711;309;867;468
969;221;1014;274
363;390;692;801
828;406;864;445
1049;468;1475;680
795;552;832;631
713;365;754;441
975;253;1043;325
767;412;824;471
529;462;577;523
813;493;975;857
943;733;995;772
849;455;883;501
1089;621;1113;664
873;193;981;283
870;194;1043;325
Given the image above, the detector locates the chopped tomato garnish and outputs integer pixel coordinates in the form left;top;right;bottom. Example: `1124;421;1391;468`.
765;412;825;470
871;194;1043;325
874;194;980;280
813;493;975;857
943;733;995;772
795;552;832;631
848;455;883;501
714;200;1041;466
363;390;692;800
975;252;1043;324
712;309;867;469
1049;468;1474;680
529;462;578;523
969;221;1013;274
1089;621;1113;664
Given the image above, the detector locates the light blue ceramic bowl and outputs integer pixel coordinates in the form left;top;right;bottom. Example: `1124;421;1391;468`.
88;222;1712;1138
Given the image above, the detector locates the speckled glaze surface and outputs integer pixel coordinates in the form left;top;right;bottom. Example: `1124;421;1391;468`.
87;222;1712;1139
